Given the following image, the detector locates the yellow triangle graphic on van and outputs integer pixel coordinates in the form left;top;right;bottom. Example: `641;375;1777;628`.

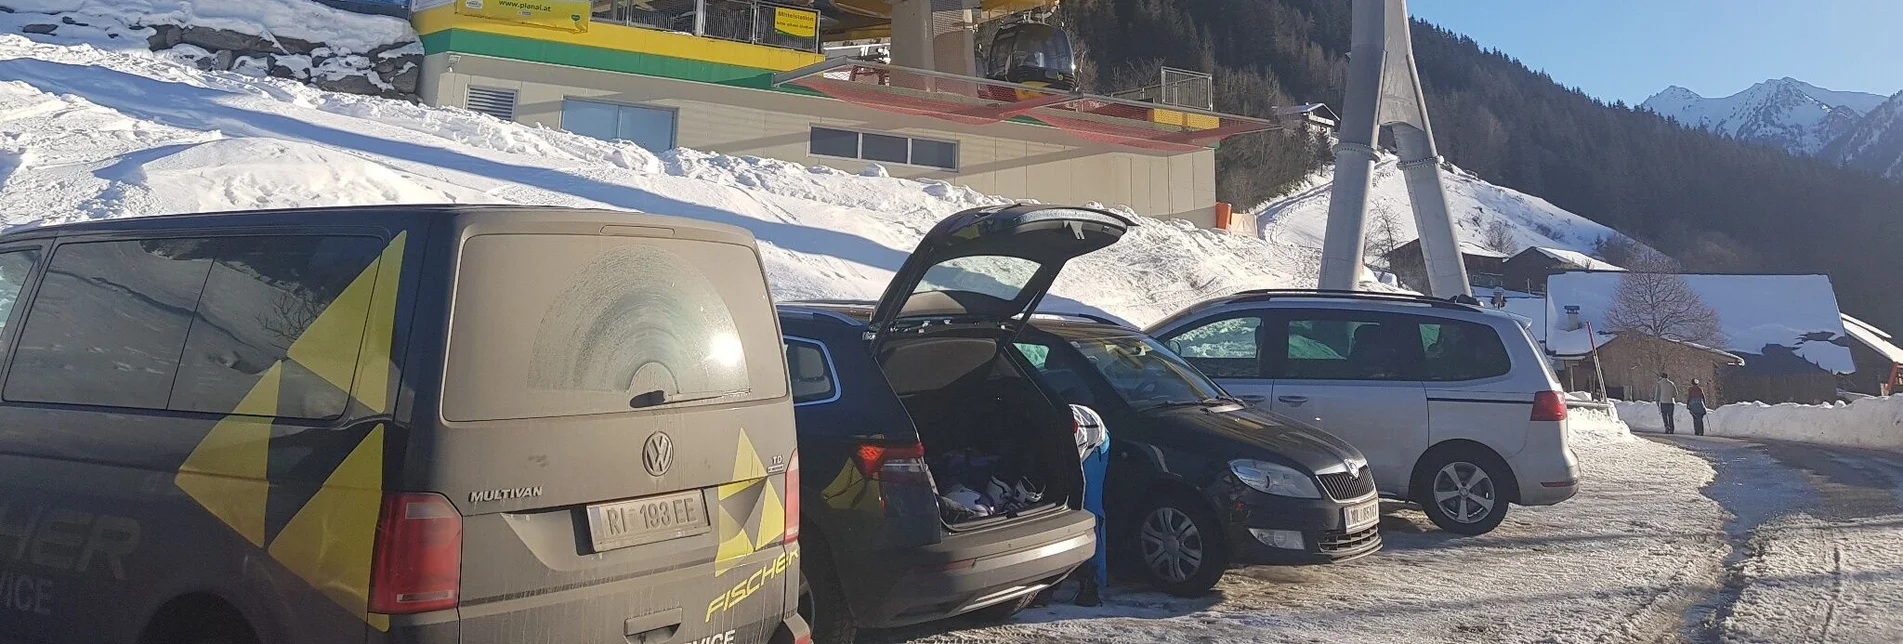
268;424;384;622
287;261;375;393
753;481;785;550
175;364;282;546
731;431;767;482
352;232;405;414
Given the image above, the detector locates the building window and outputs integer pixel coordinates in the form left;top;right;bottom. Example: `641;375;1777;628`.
562;98;678;153
808;127;958;170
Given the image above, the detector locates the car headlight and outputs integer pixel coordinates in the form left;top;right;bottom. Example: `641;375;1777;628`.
1229;459;1321;499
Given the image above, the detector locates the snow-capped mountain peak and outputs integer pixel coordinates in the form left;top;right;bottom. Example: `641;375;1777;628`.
1641;78;1878;156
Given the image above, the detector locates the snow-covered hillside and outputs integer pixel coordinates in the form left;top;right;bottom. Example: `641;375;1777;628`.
1640;78;1883;157
1252;156;1621;259
0;33;1344;328
1823;90;1903;180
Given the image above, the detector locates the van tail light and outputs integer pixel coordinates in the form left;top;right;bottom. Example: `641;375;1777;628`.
1532;391;1568;422
369;492;463;614
852;441;932;485
783;450;800;545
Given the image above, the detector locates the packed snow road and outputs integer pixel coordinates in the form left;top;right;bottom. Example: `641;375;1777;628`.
866;417;1903;644
1661;434;1903;644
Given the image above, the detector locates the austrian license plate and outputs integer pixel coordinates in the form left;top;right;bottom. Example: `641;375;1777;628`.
586;490;711;553
1344;500;1380;532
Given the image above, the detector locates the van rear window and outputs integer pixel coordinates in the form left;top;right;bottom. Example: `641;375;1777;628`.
443;233;785;422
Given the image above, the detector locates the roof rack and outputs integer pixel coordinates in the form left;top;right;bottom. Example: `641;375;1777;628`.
1223;289;1483;312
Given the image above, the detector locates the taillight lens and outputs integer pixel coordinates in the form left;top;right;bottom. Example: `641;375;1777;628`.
369;492;463;614
1532;391;1568;422
783;450;800;545
852;441;930;484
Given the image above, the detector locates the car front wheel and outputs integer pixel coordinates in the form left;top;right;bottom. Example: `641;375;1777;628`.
1130;494;1229;596
1415;445;1512;535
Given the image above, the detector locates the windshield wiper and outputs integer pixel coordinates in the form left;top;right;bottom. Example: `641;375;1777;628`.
1139;398;1232;412
630;388;751;409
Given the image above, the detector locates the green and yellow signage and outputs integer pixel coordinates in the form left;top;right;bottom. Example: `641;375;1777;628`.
454;0;591;31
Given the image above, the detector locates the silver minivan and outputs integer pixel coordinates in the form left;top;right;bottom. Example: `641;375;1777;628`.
1148;290;1579;535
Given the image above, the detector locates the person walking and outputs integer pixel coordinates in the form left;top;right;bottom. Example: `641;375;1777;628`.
1686;379;1709;436
1655;372;1678;434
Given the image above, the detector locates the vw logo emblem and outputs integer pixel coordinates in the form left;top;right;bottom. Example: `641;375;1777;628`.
643;432;674;477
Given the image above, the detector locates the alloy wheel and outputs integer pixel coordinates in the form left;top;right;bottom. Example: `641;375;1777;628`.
1140;506;1205;583
1432;462;1497;524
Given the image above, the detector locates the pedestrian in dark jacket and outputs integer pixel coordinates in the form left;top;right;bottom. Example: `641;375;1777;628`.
1686;379;1708;436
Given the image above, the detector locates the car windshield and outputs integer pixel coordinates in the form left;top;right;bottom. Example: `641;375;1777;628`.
1068;334;1228;409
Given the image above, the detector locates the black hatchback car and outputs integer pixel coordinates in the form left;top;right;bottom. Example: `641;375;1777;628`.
1009;317;1383;596
780;204;1130;643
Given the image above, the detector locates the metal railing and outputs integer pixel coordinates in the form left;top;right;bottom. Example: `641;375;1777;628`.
1110;66;1214;110
588;0;820;53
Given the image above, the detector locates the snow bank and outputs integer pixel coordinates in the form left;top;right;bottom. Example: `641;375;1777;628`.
1615;397;1903;451
1568;404;1635;446
0;0;415;52
0;33;1313;328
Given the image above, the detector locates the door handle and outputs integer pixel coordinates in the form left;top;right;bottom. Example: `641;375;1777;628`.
1237;394;1268;403
625;608;682;643
1277;395;1309;407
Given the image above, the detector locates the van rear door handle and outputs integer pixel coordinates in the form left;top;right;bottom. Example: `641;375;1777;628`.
626;608;682;643
1277;395;1309;407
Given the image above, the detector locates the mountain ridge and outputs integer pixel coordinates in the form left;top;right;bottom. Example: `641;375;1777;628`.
1640;78;1883;156
1641;78;1903;179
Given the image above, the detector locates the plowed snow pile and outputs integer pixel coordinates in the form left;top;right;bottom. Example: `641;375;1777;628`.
1617;398;1903;451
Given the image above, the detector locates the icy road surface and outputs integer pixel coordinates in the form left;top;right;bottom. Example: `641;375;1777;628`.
876;412;1903;644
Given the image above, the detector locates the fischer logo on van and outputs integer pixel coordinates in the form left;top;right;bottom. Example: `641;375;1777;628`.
469;486;544;503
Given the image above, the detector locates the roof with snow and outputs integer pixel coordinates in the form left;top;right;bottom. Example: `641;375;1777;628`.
1519;246;1624;272
1544;272;1855;373
1841;313;1903;364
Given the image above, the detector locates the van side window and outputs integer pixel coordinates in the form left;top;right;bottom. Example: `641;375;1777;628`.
1160;315;1261;378
1274;315;1422;381
0;249;40;334
7;240;213;409
170;236;386;419
1418;319;1511;382
785;339;838;405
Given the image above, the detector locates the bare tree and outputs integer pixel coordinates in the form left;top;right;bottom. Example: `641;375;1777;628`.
1480;219;1518;255
1604;271;1724;348
1365;207;1404;272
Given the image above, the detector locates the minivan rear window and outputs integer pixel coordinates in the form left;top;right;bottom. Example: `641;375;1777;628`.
443;233;786;422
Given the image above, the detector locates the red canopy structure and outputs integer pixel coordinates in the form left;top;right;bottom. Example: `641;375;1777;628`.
771;59;1331;153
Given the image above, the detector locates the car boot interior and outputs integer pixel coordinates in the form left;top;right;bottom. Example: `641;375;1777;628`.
878;331;1082;527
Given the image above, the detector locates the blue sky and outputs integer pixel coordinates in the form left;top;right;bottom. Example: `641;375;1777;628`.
1409;0;1903;105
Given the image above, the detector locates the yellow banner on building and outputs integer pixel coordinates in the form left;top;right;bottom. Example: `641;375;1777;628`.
454;0;590;31
773;7;819;39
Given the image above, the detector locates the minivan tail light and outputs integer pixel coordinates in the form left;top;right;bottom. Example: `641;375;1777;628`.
783;450;800;545
369;492;463;614
1532;391;1568;422
852;441;931;485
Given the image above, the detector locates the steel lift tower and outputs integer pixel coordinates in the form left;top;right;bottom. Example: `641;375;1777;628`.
1318;0;1471;299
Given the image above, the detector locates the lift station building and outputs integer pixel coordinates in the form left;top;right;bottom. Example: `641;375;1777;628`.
406;0;1327;227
